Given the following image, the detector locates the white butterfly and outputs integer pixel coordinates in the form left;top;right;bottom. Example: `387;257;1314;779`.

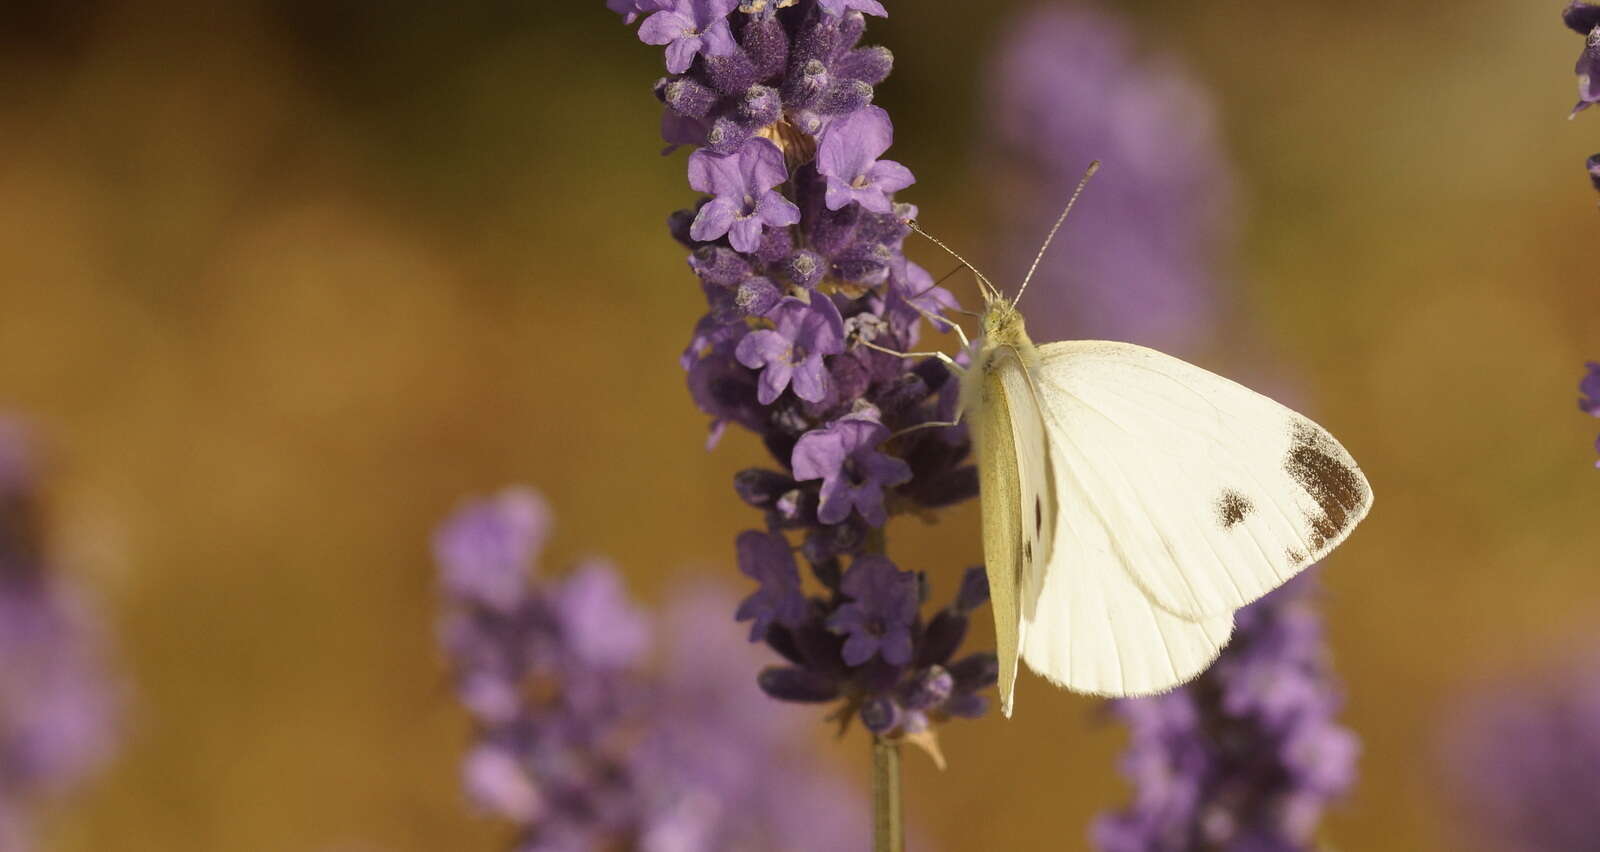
893;164;1372;716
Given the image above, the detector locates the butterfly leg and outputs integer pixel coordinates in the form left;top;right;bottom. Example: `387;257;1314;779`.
856;339;965;374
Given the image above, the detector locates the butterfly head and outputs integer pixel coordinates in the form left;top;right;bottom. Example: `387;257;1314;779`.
979;290;1033;350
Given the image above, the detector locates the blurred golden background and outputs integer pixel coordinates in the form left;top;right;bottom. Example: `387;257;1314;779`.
0;0;1595;849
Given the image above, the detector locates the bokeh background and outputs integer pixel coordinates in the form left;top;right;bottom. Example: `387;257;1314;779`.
0;0;1595;849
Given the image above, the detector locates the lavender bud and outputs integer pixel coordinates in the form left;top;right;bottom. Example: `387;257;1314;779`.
855;205;912;247
705;114;756;155
856;657;903;694
783;58;831;109
705;49;762;95
661;76;720;118
741;12;789;80
753;225;795;264
831;243;892;286
916;610;967;667
689;246;754;287
905;466;979;510
1590;154;1600;192
817;79;874;115
668;208;698;247
763;623;805;664
860;695;901;734
954;566;989;613
801;518;867;564
736;276;783;316
790;108;824;136
758;665;842;702
947;653;1000;693
835;45;893;86
792;9;841;66
739;85;783;127
836;11;867;53
733;468;796;509
792;618;849;676
943;693;989;719
774;487;816;525
901;665;954;711
786;249;825;289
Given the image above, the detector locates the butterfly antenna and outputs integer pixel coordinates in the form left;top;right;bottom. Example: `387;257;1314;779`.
904;219;1002;302
1012;160;1101;308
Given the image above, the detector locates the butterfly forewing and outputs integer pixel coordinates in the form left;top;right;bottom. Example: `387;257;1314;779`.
1030;340;1374;620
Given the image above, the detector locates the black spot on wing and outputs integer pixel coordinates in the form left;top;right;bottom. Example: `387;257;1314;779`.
1216;490;1253;529
1023;540;1032;563
1034;496;1043;535
1285;421;1368;551
1285;547;1307;567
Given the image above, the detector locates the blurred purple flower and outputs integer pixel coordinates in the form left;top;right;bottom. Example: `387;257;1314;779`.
1440;655;1600;852
688;138;801;252
827;555;918;665
735;296;846;404
0;419;120;849
1094;572;1357;852
817;106;915;213
638;0;740;73
433;487;550;615
791;413;912;526
1581;362;1600;467
437;489;866;850
1580;361;1600;416
1565;2;1600;116
555;560;651;670
985;4;1235;350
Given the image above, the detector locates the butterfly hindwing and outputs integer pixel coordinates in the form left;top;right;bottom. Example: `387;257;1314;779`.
1029;340;1373;620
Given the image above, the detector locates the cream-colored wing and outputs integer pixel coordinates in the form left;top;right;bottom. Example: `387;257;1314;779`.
1030;340;1373;620
972;349;1054;717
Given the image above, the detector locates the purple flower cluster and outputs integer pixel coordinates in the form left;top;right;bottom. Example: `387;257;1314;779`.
613;0;995;740
1565;3;1600;195
1440;655;1600;851
0;420;120;849
1093;574;1358;852
437;487;866;850
984;4;1235;350
1581;362;1600;467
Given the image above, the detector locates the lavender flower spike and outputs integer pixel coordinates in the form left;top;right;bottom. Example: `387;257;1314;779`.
817;106;915;213
639;0;740;74
624;4;996;822
1094;573;1356;851
688;138;801;252
437;488;869;850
